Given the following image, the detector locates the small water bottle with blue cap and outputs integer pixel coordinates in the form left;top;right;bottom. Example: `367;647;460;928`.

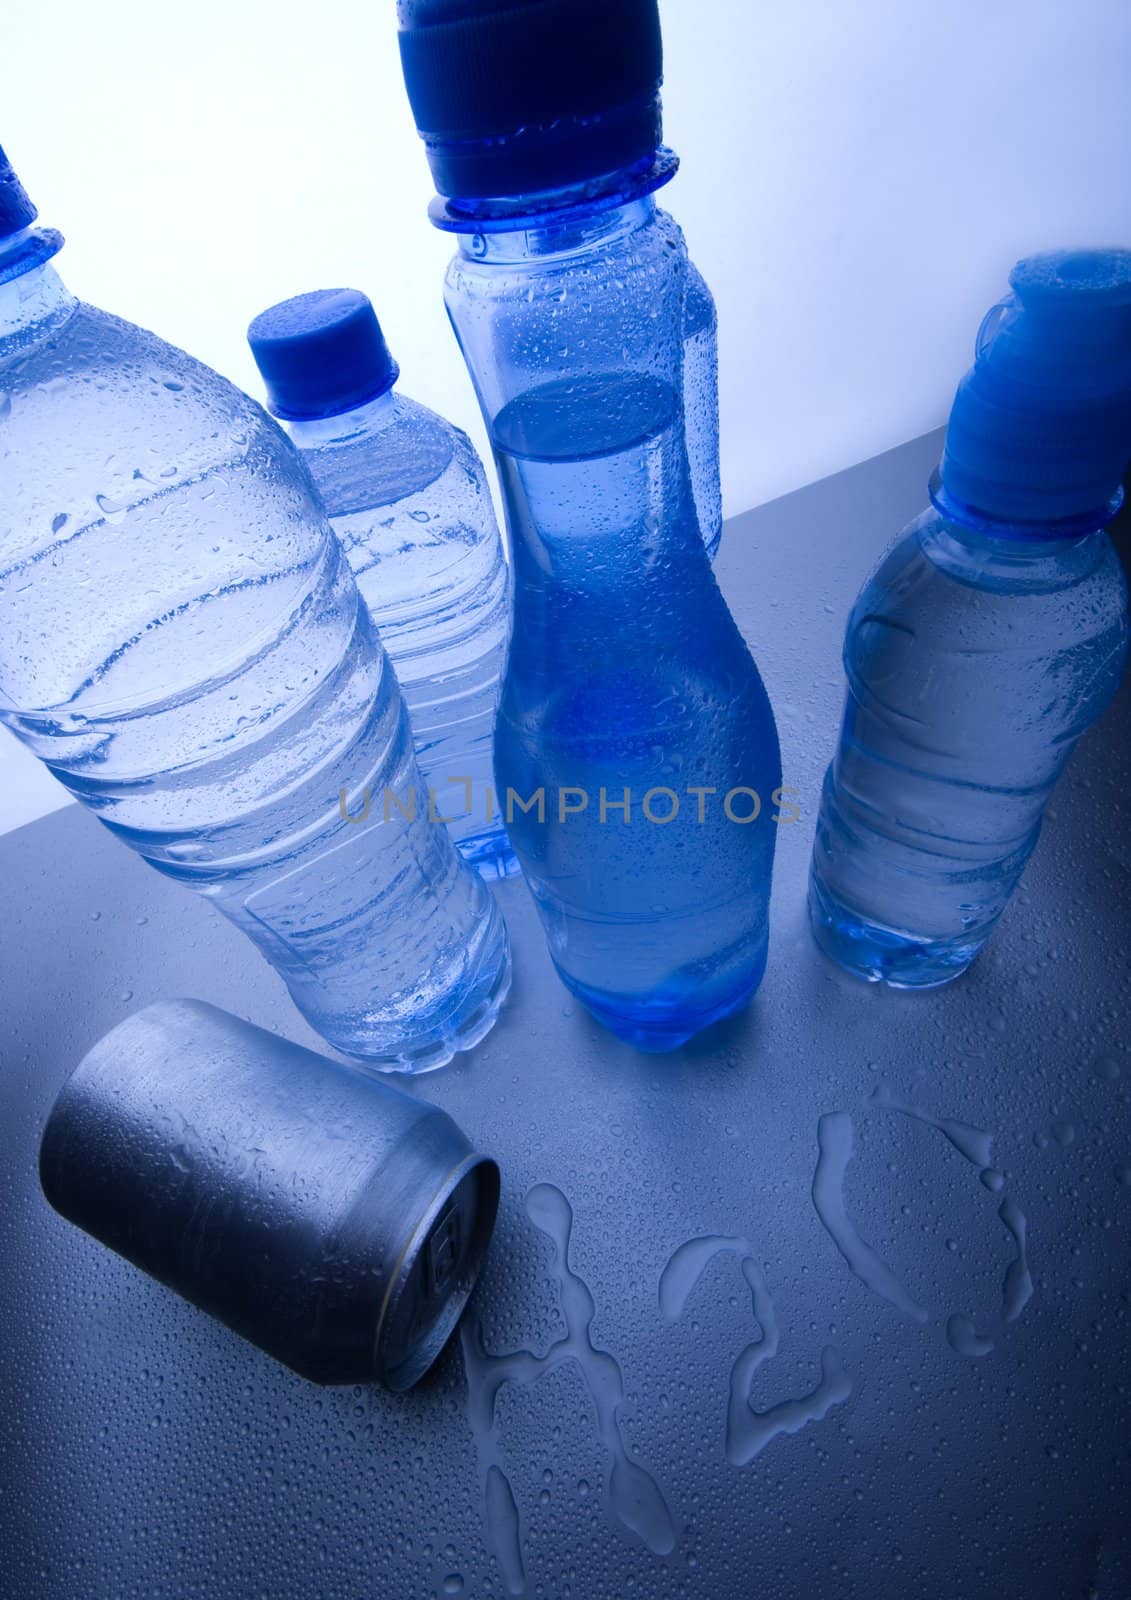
248;290;516;879
809;250;1131;988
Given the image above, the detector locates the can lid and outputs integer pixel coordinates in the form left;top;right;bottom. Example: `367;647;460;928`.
376;1150;500;1391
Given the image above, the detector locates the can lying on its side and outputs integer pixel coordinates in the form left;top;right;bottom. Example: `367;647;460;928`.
39;999;500;1390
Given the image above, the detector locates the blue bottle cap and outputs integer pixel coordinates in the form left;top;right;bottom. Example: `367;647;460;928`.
0;143;38;239
0;143;64;281
396;0;664;203
247;289;400;422
939;250;1131;527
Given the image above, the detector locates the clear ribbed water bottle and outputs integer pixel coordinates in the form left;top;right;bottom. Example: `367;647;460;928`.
810;251;1131;987
397;0;781;1050
0;146;509;1071
248;290;516;878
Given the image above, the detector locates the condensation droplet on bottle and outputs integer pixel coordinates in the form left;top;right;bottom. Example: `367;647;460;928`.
95;493;127;523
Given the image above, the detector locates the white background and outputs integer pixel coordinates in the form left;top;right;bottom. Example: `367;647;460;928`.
2;0;1130;831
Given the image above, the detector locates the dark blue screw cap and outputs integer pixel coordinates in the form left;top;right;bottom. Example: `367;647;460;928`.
0;143;63;281
396;0;664;203
939;250;1131;527
0;143;38;240
247;289;399;422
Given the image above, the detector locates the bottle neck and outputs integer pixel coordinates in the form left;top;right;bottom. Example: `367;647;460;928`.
0;259;77;351
283;387;398;451
920;500;1111;591
454;194;656;267
433;148;677;238
929;469;1121;547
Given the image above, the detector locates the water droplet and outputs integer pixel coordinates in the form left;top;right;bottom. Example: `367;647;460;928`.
441;1576;464;1596
1000;1200;1033;1323
95;493;127;523
946;1314;994;1359
483;1466;524;1596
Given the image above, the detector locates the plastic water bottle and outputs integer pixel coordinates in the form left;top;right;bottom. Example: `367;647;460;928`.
0;147;509;1071
684;259;723;560
809;250;1131;988
247;290;516;879
397;0;781;1050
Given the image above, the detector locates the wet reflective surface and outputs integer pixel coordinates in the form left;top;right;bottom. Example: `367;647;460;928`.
2;431;1129;1598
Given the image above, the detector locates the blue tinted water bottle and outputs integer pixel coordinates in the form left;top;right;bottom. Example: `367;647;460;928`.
248;289;516;879
810;251;1131;987
397;0;781;1049
0;147;509;1070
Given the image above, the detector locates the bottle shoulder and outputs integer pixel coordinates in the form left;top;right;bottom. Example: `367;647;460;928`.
856;508;1128;611
843;507;1129;731
301;393;495;527
1;299;290;478
5;300;259;411
0;298;324;569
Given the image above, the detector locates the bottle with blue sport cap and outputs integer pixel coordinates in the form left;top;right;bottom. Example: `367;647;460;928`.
248;288;516;879
396;0;780;1050
0;143;509;1071
809;249;1131;989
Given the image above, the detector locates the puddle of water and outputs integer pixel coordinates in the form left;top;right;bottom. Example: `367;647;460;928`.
813;1111;930;1323
461;1184;676;1595
813;1089;1034;1358
659;1235;851;1468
